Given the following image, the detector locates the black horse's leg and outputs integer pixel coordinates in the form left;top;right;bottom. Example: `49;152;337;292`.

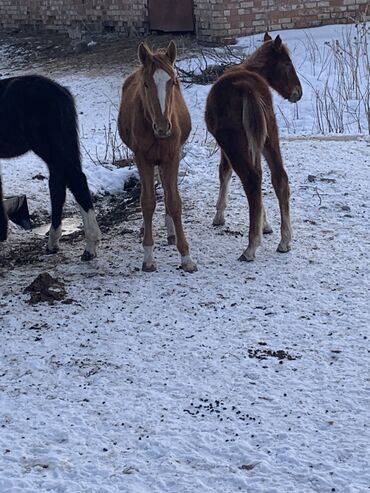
0;169;8;241
46;171;66;254
63;166;101;261
34;146;100;260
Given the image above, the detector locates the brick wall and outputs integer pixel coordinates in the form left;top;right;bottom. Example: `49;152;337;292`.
0;0;148;38
194;0;370;43
0;0;368;43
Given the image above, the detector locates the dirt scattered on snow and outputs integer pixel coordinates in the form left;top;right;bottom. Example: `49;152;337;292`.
247;348;300;361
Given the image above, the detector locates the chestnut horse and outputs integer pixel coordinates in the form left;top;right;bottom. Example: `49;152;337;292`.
205;33;302;261
0;75;101;260
118;41;197;272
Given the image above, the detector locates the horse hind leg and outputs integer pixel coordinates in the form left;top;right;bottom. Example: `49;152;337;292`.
263;141;292;253
158;166;176;245
46;172;66;254
262;206;273;234
62;166;101;261
238;163;263;262
213;152;232;226
165;209;176;245
216;129;263;261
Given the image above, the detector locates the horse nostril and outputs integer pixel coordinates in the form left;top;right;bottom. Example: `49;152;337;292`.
292;87;302;101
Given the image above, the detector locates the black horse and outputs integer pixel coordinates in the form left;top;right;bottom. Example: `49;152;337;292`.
0;74;101;260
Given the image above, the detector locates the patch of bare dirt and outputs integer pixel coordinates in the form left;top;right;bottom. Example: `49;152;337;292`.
0;236;46;269
96;177;141;233
0;186;141;273
0;31;200;76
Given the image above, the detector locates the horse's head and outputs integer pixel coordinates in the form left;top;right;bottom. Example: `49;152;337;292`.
138;41;178;139
262;33;302;103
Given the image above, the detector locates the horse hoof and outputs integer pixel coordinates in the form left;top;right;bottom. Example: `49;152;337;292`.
46;246;59;255
263;226;273;234
81;250;96;261
142;261;157;272
238;252;255;262
277;243;291;253
167;235;176;246
212;217;225;227
182;261;198;273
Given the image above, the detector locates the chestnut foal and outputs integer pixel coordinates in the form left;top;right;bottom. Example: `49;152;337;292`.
205;33;302;261
118;41;197;272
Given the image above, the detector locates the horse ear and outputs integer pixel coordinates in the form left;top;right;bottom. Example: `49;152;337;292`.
166;40;177;65
138;43;151;66
264;32;272;42
274;35;282;51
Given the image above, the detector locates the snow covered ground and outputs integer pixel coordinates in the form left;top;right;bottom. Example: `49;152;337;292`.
0;23;370;492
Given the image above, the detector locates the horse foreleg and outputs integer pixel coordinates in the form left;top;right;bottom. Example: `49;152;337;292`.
161;161;197;273
47;172;66;254
139;163;157;272
213;151;232;226
0;166;8;241
263;140;292;253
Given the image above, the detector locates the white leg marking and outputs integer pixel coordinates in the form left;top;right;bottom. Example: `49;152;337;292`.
47;225;62;252
143;245;154;263
181;254;198;273
142;245;157;272
79;207;101;257
153;69;171;114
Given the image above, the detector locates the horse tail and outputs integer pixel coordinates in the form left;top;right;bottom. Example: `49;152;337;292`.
58;85;82;167
0;163;8;241
233;81;267;166
55;83;94;214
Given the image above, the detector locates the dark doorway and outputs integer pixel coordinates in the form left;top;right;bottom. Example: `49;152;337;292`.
148;0;194;32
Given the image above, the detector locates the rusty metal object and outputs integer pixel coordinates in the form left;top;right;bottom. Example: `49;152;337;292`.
148;0;194;32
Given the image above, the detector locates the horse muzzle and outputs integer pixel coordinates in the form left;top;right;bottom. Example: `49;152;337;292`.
153;121;172;139
289;86;303;103
154;129;172;139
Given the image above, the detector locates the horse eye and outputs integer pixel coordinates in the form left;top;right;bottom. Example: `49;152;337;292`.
144;82;148;89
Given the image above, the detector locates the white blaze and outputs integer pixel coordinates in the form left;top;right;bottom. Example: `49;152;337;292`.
153;69;171;114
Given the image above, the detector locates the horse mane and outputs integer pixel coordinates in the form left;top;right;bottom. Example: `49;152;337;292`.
138;44;176;76
242;40;291;72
